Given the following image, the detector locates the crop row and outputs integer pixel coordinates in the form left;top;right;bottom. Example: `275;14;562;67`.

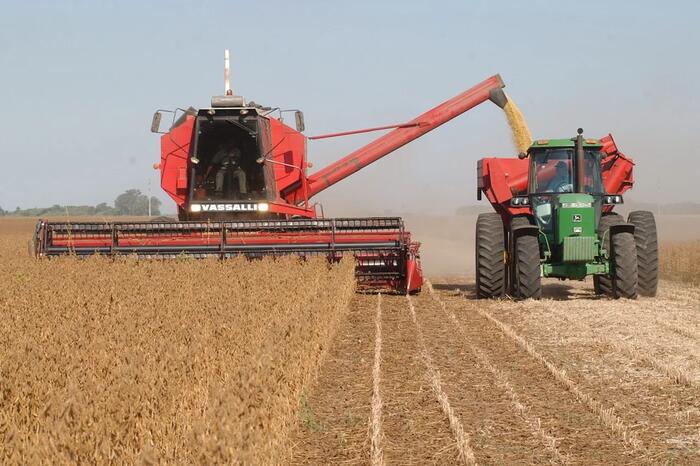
0;228;355;464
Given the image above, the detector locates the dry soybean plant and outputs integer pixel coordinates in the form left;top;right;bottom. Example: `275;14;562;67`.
0;223;355;464
660;241;700;286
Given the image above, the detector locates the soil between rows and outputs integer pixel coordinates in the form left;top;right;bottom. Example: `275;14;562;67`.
291;278;700;464
432;289;641;464
290;294;376;464
484;280;700;464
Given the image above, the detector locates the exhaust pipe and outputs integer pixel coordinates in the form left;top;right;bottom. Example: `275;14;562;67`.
224;49;232;96
575;128;586;193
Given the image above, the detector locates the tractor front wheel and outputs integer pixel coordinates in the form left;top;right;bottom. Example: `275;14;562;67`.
611;230;638;299
628;210;659;297
513;234;542;299
594;213;623;296
475;213;505;299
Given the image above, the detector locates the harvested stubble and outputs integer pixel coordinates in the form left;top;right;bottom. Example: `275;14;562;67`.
0;225;355;464
660;241;700;286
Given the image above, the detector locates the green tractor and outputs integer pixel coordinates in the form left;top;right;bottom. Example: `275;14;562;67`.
476;129;658;299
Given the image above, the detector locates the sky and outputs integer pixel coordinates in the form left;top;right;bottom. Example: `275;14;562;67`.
1;0;698;215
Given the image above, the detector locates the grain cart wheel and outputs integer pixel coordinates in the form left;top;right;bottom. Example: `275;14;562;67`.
513;234;542;299
475;213;505;298
610;229;638;299
594;213;624;296
628;211;659;297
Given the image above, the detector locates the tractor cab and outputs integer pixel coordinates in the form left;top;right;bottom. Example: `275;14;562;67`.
476;128;655;301
525;131;606;235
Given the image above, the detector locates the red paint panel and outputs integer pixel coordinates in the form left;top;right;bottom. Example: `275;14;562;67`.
268;117;306;202
600;133;635;196
159;116;195;208
479;157;530;218
49;231;406;248
405;242;424;293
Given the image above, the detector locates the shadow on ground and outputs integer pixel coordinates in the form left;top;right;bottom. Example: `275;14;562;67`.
430;279;604;302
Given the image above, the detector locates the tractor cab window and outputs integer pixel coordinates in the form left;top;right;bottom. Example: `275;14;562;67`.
581;150;604;194
529;147;605;232
190;115;267;201
531;149;574;194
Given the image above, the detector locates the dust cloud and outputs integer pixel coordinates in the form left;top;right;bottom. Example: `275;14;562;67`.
405;212;700;278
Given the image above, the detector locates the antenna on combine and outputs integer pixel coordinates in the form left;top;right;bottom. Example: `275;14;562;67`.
224;49;232;96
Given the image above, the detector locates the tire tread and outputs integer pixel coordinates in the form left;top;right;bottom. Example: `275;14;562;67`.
595;213;624;296
476;213;505;298
514;234;542;299
628;211;659;297
611;231;638;299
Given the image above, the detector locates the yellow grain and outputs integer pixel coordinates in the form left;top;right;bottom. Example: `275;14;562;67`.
503;94;532;154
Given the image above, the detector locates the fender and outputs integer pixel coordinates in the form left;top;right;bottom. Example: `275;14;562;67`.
512;224;540;240
510;224;541;264
610;223;635;236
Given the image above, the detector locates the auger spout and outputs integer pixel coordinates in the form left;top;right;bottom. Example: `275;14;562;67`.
306;74;507;197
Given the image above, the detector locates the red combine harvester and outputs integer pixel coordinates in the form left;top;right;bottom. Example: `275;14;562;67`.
33;52;509;293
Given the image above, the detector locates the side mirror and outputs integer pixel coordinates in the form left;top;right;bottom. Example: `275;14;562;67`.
151;111;163;133
295;111;305;132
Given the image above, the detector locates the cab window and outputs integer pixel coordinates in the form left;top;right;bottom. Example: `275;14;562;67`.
531;149;574;194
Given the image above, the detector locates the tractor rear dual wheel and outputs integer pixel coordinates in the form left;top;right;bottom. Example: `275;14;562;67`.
628;210;659;297
475;213;506;299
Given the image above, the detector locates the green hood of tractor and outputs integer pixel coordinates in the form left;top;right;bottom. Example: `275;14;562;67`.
552;193;598;263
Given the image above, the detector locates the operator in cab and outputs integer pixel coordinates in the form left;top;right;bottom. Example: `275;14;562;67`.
547;161;573;193
207;141;248;197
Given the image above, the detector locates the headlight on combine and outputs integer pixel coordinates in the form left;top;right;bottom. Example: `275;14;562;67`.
258;203;270;212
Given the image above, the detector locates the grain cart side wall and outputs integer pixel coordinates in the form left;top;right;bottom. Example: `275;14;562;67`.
477;157;530;222
600;134;635;212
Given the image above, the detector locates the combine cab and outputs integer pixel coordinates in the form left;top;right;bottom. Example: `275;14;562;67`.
477;129;658;299
34;51;510;293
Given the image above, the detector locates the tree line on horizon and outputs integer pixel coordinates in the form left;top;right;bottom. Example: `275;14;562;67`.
0;189;162;217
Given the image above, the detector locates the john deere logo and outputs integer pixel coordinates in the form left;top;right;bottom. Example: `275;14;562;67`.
572;214;582;222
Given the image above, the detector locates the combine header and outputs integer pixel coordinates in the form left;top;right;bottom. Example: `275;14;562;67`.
34;51;509;293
